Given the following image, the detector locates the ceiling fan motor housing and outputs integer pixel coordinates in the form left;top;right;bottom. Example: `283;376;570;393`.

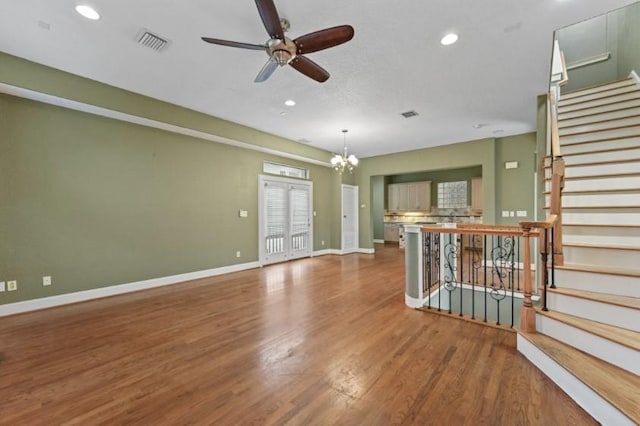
268;38;297;66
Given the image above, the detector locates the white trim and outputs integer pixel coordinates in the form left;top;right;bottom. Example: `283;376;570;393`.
517;334;634;425
0;83;330;168
373;239;385;244
312;249;342;256
405;294;423;309
630;70;640;87
0;261;260;317
357;248;375;254
566;52;611;71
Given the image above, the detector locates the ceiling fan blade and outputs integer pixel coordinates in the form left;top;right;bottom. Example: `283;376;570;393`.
201;37;266;51
255;0;285;40
289;56;330;83
294;25;354;55
254;57;279;83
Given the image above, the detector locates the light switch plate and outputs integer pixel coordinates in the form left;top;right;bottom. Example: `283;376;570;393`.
7;280;17;291
509;211;515;217
505;161;519;169
43;276;52;286
516;210;527;217
0;282;5;292
238;209;248;218
502;211;510;218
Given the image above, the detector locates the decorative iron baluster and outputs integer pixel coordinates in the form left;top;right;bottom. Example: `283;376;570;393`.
443;233;459;315
490;235;515;326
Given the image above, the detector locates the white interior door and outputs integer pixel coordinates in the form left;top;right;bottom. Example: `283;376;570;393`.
260;175;313;265
342;184;359;253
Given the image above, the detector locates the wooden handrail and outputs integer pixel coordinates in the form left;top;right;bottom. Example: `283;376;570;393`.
519;214;558;230
549;89;562;158
419;225;539;238
559;50;569;87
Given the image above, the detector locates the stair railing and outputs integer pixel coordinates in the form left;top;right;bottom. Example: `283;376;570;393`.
404;219;556;332
547;39;568;266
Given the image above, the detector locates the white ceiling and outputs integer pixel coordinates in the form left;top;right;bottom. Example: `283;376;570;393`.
0;0;637;158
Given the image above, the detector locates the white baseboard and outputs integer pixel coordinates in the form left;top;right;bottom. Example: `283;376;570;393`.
313;248;375;256
312;249;342;256
373;239;385;244
0;261;260;317
358;248;375;254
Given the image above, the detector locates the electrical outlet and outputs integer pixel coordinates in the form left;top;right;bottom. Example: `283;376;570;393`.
321;240;325;246
7;280;17;291
0;282;5;292
502;211;509;218
238;209;248;218
236;251;241;258
509;211;515;217
43;276;52;286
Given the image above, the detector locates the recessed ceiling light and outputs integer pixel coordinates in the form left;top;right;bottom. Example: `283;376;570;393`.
75;5;100;20
284;99;296;107
440;33;459;46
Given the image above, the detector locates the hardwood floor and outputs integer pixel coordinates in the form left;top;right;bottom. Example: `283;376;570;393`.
0;245;595;425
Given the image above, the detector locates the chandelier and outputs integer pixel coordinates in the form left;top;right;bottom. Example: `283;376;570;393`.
330;129;359;174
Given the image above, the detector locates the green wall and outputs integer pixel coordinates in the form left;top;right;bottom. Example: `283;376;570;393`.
616;1;640;79
356;133;537;249
387;166;483;207
0;53;342;305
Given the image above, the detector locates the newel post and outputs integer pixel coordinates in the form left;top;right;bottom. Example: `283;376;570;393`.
520;225;537;333
404;225;424;308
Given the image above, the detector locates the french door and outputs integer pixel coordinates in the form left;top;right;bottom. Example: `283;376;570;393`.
259;175;313;265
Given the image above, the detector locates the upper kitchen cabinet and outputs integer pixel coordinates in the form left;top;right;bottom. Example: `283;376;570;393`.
387;181;431;211
471;177;483;212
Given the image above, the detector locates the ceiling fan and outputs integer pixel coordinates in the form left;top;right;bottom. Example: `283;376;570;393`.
201;0;354;83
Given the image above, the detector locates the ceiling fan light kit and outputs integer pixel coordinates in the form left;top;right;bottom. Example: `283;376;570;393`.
202;0;354;83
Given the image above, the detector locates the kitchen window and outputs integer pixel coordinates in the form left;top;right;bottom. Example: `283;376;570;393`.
437;181;467;208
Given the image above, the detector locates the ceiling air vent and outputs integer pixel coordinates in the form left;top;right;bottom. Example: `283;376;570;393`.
401;110;419;118
137;30;169;52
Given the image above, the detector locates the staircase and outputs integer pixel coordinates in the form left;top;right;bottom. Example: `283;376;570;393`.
517;76;640;425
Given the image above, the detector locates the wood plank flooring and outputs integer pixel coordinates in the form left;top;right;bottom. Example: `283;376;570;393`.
0;244;595;425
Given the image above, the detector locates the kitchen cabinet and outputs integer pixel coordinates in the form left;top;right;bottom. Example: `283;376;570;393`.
384;223;400;242
471;177;483;212
387;181;431;211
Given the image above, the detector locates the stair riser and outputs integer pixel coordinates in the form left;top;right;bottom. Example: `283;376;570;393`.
559;108;640;128
546;292;640;331
562;161;640;178
562;234;640;246
559;116;640;137
559;98;640;121
559;86;640;107
562;212;640;226
517;335;635;426
554;268;639;298
558;91;640;113
560;126;640;145
545;176;640;192
563;246;640;270
560;136;640;155
561;148;640;165
536;315;639;375
561;79;636;100
545;193;640;208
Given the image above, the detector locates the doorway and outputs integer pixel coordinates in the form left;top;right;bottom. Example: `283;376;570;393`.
259;175;313;265
342;184;359;253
